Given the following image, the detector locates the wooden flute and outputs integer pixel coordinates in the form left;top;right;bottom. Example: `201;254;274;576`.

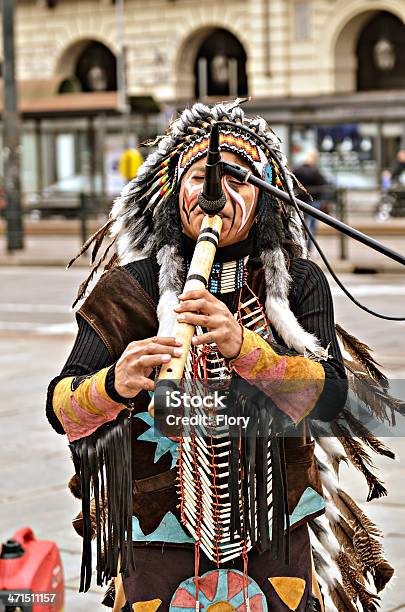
148;213;223;416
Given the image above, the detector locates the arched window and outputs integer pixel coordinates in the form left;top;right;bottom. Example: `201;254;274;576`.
74;41;117;93
357;12;405;91
194;29;248;98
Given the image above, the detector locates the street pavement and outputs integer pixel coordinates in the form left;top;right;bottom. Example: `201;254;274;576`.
0;266;404;610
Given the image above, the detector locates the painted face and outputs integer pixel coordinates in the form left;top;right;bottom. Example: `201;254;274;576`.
179;151;259;247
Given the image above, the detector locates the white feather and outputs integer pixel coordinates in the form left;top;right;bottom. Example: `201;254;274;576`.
337;336;352;362
317;574;338;612
265;295;326;356
318;463;341;499
312;515;341;559
157;290;178;337
315;437;347;471
324;499;342;525
310;531;341;586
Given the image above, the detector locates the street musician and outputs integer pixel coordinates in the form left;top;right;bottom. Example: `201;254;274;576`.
46;100;393;611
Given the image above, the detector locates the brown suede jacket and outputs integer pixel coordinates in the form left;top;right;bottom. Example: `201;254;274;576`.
71;260;347;538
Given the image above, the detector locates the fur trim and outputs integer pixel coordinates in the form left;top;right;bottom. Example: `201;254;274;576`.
289;208;308;256
156;244;185;334
157;244;184;295
261;248;291;301
265;294;326;356
260;248;327;356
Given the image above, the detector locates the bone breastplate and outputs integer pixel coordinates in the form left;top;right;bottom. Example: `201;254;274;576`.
178;279;275;564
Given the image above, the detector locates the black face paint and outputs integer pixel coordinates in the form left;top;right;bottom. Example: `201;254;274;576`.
182;172;203;224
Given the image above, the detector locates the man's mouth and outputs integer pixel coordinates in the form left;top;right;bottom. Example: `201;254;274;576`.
196;209;229;220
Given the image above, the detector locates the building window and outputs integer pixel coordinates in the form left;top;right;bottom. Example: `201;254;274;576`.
194;29;248;98
75;42;117;93
291;124;379;189
294;1;311;41
357;11;405;91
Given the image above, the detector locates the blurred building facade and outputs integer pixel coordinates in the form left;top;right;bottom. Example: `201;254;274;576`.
3;0;405;206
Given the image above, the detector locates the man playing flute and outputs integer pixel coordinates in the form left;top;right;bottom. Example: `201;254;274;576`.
46;100;393;611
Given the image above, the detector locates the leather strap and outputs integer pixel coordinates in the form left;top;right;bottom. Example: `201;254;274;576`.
132;469;177;495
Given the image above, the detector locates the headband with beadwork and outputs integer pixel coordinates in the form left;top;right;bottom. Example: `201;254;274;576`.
176;129;283;187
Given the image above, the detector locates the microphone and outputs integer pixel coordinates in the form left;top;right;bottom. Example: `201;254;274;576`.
197;123;226;215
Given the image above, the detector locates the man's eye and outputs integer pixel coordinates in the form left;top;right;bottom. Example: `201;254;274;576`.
193;175;205;180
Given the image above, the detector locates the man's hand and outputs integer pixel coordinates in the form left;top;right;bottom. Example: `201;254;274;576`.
115;336;182;398
174;289;243;359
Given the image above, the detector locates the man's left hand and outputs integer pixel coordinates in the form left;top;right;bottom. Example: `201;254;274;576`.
174;289;243;359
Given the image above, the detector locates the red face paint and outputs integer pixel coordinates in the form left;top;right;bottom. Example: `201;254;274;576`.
223;177;256;234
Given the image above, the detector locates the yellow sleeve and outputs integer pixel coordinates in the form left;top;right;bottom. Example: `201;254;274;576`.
229;328;325;423
52;367;127;442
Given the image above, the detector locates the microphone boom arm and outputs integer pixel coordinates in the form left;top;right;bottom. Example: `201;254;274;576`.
222;160;405;267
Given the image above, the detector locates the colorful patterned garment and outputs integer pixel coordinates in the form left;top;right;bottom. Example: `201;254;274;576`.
122;258;327;610
230;328;325;424
129;266;326;557
122;528;313;611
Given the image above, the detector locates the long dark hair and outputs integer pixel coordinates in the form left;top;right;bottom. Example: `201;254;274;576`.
252;190;303;262
153;186;183;253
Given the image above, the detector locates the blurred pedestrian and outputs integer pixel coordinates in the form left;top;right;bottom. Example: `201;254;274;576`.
387;148;405;186
293;150;329;252
380;148;405;218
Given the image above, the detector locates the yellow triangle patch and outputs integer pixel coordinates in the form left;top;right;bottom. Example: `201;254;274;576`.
269;577;306;610
133;599;162;612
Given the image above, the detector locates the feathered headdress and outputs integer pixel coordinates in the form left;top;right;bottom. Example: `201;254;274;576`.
70;99;329;358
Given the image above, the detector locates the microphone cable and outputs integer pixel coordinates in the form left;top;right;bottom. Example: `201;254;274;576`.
214;120;405;321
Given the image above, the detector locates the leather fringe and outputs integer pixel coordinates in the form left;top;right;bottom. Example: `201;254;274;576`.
69;413;134;592
228;387;290;563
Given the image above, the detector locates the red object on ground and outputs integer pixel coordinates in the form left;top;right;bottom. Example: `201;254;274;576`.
0;527;64;611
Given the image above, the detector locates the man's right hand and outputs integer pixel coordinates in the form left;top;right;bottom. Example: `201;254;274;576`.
114;336;182;398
